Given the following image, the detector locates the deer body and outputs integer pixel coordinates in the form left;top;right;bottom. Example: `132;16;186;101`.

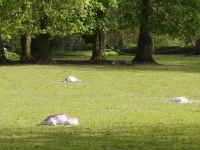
42;114;79;126
169;97;188;103
64;76;83;82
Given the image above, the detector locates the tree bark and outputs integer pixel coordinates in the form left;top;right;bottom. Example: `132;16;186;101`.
82;33;107;60
194;38;200;55
132;0;156;63
36;33;52;64
36;10;52;64
20;34;33;61
0;35;8;62
133;30;156;63
90;33;107;60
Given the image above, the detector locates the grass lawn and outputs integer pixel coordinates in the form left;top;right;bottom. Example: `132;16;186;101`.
0;54;200;150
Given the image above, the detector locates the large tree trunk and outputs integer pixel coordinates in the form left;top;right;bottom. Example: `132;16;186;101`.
21;34;33;61
194;38;200;55
132;0;156;63
36;33;52;64
36;10;52;64
133;30;156;63
82;33;107;60
90;33;107;60
0;35;8;62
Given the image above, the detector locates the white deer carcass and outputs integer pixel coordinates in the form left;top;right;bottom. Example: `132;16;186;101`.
42;114;79;126
64;76;83;82
169;97;188;103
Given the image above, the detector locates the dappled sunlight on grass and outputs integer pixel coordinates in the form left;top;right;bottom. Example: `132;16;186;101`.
1;55;200;149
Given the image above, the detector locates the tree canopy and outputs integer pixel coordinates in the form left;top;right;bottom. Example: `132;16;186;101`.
1;0;200;63
118;0;200;63
120;0;200;38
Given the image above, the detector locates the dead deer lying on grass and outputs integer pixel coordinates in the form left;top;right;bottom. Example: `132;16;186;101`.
42;114;79;126
64;76;83;82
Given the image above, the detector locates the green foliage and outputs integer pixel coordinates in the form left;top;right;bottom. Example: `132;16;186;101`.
119;43;137;54
150;0;200;37
81;0;118;34
52;49;91;58
153;35;185;47
1;56;200;149
1;0;200;62
119;0;200;38
51;49;119;60
7;0;118;36
4;34;21;51
79;44;93;51
30;0;91;36
4;50;20;60
154;46;194;55
118;0;140;30
51;34;93;51
0;0;94;37
0;0;22;39
118;44;194;55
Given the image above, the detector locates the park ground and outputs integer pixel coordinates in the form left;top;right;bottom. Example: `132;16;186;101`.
0;54;200;150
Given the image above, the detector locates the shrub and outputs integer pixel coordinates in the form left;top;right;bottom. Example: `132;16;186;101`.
154;46;194;54
119;43;137;54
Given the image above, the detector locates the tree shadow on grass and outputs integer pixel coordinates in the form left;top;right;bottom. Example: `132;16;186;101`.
1;59;200;73
1;123;200;150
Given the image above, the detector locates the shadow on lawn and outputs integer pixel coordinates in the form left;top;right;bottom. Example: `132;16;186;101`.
1;123;200;150
1;59;200;73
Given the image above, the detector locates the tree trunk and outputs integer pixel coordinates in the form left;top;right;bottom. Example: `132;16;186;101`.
132;0;156;63
82;33;107;60
118;31;125;48
0;35;8;62
194;38;200;55
36;33;52;64
82;0;107;60
133;30;156;63
21;34;33;61
90;33;107;60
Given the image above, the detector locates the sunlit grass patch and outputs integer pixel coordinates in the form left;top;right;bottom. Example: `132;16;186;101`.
1;55;200;149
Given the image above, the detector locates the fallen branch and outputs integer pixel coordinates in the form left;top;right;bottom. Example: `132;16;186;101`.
106;44;134;56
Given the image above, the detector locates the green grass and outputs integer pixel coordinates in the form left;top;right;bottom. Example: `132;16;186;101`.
51;49;120;60
1;55;200;150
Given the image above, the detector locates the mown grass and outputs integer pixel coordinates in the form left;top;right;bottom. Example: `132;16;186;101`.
0;55;200;150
